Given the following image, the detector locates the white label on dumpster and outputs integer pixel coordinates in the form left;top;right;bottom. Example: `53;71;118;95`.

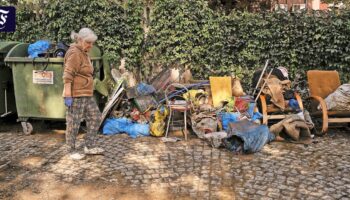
33;70;54;84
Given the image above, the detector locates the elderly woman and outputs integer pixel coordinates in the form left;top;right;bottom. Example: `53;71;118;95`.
63;28;104;160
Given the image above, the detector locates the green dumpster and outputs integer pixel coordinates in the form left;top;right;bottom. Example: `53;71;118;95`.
5;43;102;134
0;41;19;118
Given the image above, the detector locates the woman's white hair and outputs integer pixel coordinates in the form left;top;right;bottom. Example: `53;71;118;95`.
70;28;97;42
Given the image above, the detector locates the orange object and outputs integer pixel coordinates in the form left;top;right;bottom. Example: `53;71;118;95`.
307;70;350;134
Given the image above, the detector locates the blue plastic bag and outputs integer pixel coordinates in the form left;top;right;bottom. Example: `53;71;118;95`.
137;83;156;96
28;40;51;58
219;112;240;131
251;111;263;121
102;118;150;138
288;99;300;110
247;102;256;117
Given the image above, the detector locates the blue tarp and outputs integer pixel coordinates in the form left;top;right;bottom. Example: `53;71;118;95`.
224;120;275;153
102;118;150;138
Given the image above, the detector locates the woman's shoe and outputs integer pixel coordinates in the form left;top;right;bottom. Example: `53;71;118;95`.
69;152;86;160
84;146;104;155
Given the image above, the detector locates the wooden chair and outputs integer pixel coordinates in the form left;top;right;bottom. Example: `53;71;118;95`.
259;93;304;125
307;70;350;134
164;83;192;140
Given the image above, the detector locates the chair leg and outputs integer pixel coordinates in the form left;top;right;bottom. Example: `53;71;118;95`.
259;95;268;125
184;110;187;141
165;109;172;137
321;111;329;134
263;114;268;125
295;92;304;111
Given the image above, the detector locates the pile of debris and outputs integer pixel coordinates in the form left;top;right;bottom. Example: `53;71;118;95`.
98;60;316;154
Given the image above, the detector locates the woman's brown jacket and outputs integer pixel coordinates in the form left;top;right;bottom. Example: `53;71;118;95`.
62;43;94;97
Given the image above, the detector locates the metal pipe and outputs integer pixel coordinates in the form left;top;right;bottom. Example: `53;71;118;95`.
254;69;273;103
252;59;269;96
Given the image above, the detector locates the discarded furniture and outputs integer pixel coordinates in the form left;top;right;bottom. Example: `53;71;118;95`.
100;81;125;128
259;93;304;125
307;70;350;134
133;95;158;113
257;74;304;125
150;69;172;93
209;76;232;107
165;83;192;140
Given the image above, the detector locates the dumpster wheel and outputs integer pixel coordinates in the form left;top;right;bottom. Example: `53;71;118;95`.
21;122;33;135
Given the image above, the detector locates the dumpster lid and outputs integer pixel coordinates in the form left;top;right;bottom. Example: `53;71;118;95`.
0;41;19;54
4;43;102;63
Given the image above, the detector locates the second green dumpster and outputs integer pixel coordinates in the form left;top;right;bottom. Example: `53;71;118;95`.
0;41;19;118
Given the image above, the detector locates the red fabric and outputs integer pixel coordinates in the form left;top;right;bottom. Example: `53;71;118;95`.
235;97;249;112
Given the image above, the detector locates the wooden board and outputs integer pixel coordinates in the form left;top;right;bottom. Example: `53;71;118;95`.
209;77;232;107
99;81;125;128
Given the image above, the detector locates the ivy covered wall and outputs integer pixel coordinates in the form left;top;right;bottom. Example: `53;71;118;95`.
1;0;350;84
1;0;143;68
146;0;350;82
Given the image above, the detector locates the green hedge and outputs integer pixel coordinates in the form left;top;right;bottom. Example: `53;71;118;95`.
146;0;350;83
1;0;143;67
1;0;350;85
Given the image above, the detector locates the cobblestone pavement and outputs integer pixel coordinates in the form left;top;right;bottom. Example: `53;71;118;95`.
0;123;349;200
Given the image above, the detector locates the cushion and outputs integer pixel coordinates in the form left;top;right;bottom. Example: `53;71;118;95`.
307;70;341;98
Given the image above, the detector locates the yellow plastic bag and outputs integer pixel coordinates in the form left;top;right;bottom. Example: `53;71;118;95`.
150;106;169;137
182;89;208;106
